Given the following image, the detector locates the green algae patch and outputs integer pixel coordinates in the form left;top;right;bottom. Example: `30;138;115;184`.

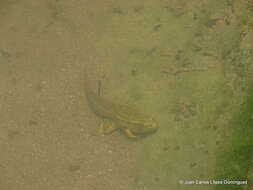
214;84;253;190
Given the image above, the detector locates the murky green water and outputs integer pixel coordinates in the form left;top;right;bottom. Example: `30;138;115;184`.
0;0;252;190
93;1;253;190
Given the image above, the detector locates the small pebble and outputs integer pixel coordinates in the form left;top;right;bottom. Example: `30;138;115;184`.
68;164;81;172
174;145;180;151
190;162;197;168
154;177;160;182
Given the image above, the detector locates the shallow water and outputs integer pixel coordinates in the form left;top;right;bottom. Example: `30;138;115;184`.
0;0;253;190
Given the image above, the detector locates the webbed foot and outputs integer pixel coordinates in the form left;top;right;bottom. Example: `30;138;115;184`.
124;129;136;138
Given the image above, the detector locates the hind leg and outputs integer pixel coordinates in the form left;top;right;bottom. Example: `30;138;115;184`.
97;119;118;136
124;129;136;138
